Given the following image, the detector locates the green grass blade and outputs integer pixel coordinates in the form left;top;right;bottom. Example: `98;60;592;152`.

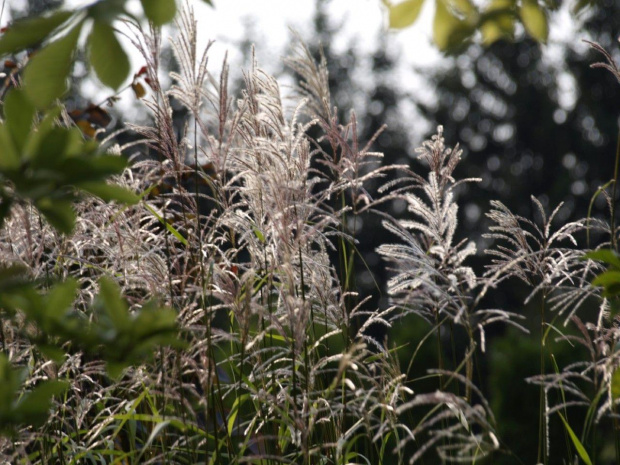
557;412;592;465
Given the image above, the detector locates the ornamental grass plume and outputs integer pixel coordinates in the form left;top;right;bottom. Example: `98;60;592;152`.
3;5;620;465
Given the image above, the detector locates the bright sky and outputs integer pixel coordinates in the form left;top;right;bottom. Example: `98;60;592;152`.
49;0;443;136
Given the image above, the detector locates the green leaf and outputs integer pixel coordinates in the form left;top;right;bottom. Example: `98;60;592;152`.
591;270;620;297
29;126;72;167
22;107;62;160
252;225;266;243
388;0;426;29
24;22;83;108
451;0;477;16
611;368;620;401
0;125;20;170
433;0;474;51
0;10;73;56
227;394;249;436
4;89;36;153
87;0;127;24
0;354;21;407
520;0;548;42
43;278;78;325
76;181;140;204
0;264;31;294
143;203;188;246
136;421;171;462
97;277;130;331
0;354;68;435
105;362;126;380
15;380;69;424
140;0;177;26
480;0;515;44
88;21;130;89
63;155;128;182
583;249;620;269
557;412;593;465
37;344;68;363
36;198;76;234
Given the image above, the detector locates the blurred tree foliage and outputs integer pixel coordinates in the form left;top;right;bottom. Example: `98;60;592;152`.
419;1;620;238
384;0;596;51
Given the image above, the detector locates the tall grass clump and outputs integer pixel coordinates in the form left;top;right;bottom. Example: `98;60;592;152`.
2;5;620;464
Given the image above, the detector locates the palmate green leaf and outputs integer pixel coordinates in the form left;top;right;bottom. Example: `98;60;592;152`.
88;21;130;89
0;10;73;56
140;0;177;26
520;0;548;42
4;89;36;153
24;21;84;108
387;0;426;29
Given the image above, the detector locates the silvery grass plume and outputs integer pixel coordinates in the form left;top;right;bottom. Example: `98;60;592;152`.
376;127;501;462
79;9;413;463
514;39;620;458
481;198;602;323
528;308;620;433
200;41;416;462
476;180;605;461
377;127;479;326
286;40;396;213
